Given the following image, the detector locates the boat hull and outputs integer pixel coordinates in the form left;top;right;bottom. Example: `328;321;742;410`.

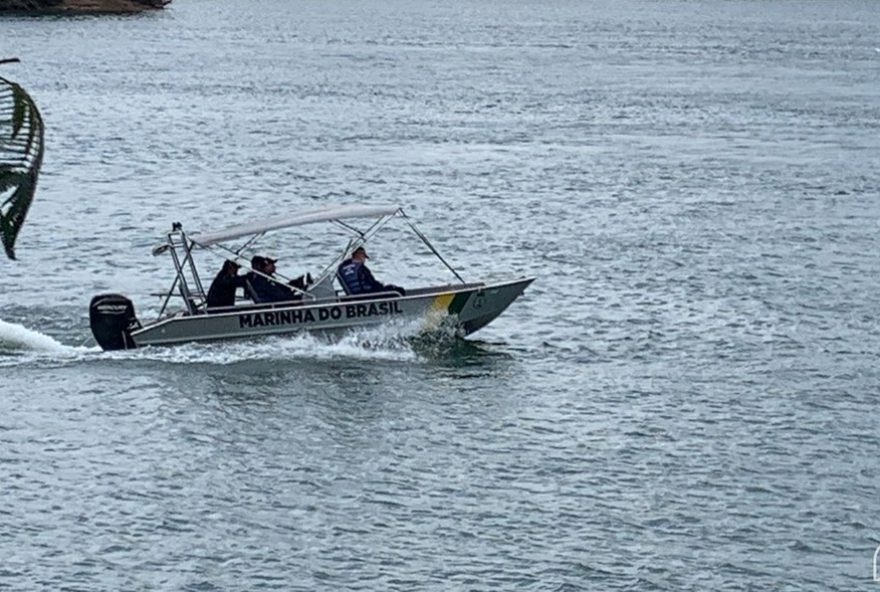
126;277;533;349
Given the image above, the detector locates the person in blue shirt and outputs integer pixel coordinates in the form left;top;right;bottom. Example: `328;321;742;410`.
337;246;405;297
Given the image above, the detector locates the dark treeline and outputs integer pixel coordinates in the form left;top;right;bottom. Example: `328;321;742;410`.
0;0;64;9
0;0;169;11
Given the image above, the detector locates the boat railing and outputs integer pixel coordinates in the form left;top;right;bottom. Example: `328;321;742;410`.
189;283;488;317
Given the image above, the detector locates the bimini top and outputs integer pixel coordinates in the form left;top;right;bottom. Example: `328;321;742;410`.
190;204;402;247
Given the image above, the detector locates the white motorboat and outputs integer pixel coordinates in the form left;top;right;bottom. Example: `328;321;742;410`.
89;204;534;350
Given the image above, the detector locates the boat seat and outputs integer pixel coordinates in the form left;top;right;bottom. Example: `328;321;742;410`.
307;274;336;300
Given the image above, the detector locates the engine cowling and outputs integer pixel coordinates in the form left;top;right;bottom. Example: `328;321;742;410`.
89;294;141;350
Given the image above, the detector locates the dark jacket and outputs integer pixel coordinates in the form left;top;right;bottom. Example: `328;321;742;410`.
247;272;297;303
206;270;248;308
337;258;383;294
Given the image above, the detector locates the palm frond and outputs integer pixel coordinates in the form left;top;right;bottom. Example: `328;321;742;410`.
0;75;44;260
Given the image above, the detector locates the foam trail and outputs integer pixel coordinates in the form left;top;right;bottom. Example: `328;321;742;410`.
114;318;427;365
0;319;71;353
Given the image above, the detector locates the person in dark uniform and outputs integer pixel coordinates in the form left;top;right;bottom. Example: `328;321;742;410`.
336;246;405;297
247;256;311;303
206;259;248;309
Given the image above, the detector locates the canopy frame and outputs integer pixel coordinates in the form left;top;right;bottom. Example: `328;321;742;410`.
152;204;467;320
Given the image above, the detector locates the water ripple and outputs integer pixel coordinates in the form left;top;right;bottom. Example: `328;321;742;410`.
1;1;879;590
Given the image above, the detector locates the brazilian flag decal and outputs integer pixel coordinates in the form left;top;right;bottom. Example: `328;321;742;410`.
430;292;470;317
447;292;470;316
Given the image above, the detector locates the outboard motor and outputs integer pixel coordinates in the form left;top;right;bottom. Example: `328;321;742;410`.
89;294;141;350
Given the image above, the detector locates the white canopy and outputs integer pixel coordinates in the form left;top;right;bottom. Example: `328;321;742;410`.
190;204;402;247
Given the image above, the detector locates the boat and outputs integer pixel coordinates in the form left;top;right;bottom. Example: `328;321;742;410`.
88;204;534;350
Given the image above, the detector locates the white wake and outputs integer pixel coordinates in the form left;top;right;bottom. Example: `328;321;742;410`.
0;315;460;366
105;317;432;365
0;319;71;353
0;319;96;368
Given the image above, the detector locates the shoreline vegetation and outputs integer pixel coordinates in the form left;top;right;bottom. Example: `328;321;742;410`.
0;0;170;13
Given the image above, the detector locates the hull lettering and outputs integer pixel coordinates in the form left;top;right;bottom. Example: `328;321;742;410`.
238;301;400;329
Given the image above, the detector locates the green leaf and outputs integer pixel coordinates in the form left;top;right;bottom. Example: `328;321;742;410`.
10;83;26;140
0;170;27;196
0;76;44;260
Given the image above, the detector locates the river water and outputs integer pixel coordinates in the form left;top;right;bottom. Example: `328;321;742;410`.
2;1;879;590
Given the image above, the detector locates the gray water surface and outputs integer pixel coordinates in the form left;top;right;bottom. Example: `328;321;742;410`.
2;1;880;590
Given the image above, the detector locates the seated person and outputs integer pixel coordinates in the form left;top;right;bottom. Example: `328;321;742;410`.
246;256;312;303
206;259;248;309
336;246;405;297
